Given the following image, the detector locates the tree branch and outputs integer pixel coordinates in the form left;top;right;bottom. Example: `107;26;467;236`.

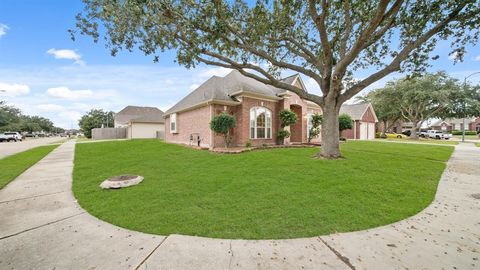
339;3;467;103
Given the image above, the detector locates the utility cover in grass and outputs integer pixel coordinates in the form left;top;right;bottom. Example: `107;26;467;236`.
100;175;143;189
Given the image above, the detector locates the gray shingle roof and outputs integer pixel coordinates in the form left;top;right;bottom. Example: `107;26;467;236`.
115;106;164;125
280;74;298;85
165;70;290;115
339;103;371;121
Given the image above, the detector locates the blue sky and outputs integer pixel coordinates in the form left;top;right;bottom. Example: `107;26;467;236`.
0;1;479;128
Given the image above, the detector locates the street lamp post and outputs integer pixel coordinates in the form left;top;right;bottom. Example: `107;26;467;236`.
462;72;480;142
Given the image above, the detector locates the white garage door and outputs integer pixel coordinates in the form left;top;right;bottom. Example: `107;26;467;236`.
360;122;368;140
367;123;375;140
360;122;375;140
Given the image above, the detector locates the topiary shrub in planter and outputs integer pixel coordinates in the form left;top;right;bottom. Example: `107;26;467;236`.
277;130;291;142
278;109;297;144
210;113;236;148
308;113;323;143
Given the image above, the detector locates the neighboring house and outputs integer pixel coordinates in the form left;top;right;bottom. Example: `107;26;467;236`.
114;106;165;139
376;120;414;134
340;103;378;140
163;70;322;149
430;118;480;132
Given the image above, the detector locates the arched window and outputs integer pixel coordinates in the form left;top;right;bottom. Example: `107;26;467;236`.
250;107;272;139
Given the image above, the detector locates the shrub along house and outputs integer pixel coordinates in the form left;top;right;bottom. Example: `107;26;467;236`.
339;103;378;140
164;70;322;149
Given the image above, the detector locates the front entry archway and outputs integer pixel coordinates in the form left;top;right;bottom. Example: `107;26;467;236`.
290;105;303;143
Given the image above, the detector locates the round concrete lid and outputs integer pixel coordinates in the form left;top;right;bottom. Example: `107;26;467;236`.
100;175;144;189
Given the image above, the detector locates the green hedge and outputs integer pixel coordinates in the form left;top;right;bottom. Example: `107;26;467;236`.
451;130;478;135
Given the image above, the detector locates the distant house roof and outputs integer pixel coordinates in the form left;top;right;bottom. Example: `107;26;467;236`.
115;106;165;125
340;102;377;121
165;70;306;115
431;118;476;127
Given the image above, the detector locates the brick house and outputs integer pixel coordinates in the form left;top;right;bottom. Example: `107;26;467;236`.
164;70;322;149
339;103;378;140
430;118;480;132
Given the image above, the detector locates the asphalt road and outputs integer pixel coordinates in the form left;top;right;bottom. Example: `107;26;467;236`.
0;137;64;159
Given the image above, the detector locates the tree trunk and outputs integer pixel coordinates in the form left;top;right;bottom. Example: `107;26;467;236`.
382;120;387;136
410;120;419;139
319;103;341;158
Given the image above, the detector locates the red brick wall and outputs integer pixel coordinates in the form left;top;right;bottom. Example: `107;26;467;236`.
342;120;360;139
165;105;213;148
361;106;377;123
469;118;480;131
211;104;239;148
233;97;279;147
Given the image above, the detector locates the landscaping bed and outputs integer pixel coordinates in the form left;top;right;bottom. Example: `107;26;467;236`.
73;139;453;239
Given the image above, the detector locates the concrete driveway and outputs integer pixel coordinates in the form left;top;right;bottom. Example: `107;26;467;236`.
0;141;478;269
0;137;64;159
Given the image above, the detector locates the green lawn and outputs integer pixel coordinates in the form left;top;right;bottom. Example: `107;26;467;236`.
73;140;453;239
380;138;459;145
0;145;59;189
476;143;480;147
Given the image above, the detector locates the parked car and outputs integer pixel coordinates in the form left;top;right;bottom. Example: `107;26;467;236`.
0;132;23;142
418;129;430;138
401;130;411;136
427;130;452;140
385;132;407;139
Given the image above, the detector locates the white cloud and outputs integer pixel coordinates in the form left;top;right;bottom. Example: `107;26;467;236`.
0;81;30;97
47;48;85;65
36;104;65;112
0;23;9;38
474;55;480;62
46;86;93;100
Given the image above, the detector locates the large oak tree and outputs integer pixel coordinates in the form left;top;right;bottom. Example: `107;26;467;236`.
73;0;480;158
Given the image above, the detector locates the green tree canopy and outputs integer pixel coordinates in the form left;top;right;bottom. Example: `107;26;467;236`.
74;0;480;158
440;83;480;120
78;109;115;138
371;72;460;139
0;101;59;133
339;114;353;134
358;91;403;135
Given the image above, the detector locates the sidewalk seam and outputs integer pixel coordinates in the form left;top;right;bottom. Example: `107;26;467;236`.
0;191;66;204
0;212;85;241
318;237;356;270
134;236;169;270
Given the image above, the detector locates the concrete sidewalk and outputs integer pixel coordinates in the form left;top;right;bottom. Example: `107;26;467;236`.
0;141;478;269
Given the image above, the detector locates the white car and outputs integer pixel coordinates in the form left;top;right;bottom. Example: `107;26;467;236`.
427;130;452;140
0;132;23;142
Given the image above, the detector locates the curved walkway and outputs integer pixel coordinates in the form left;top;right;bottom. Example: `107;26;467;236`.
0;141;478;269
